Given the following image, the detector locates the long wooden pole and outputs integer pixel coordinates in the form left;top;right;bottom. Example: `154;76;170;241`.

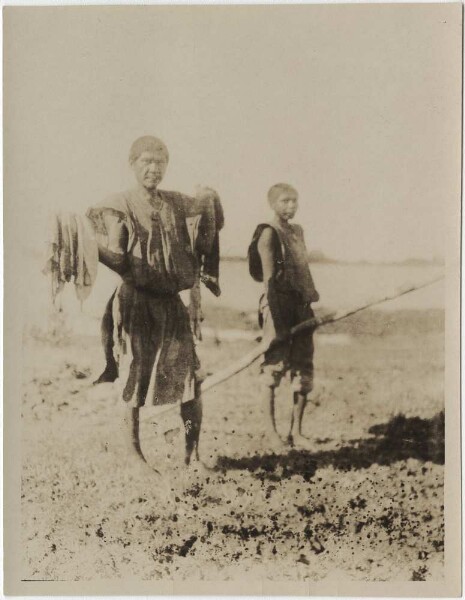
147;275;443;421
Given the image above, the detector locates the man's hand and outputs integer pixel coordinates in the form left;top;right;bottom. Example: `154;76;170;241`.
195;185;218;203
195;185;224;229
309;289;320;303
183;186;223;224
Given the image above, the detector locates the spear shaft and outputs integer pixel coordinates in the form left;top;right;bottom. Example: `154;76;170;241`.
148;275;444;420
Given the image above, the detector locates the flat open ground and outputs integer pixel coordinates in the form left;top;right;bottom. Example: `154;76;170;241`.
20;305;444;582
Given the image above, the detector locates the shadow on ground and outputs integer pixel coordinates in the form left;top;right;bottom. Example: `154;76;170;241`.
215;412;445;482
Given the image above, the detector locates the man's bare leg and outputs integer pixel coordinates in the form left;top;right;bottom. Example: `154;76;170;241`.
180;395;202;466
122;407;161;475
121;407;177;508
262;386;286;452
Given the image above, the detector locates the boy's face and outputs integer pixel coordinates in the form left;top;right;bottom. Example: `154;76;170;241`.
131;150;168;191
271;190;299;221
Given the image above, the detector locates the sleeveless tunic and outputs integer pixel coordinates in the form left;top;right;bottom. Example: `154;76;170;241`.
87;188;199;407
248;220;318;394
89;188;197;294
248;221;318;301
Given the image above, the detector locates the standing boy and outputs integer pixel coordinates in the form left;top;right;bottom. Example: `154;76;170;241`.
248;183;319;451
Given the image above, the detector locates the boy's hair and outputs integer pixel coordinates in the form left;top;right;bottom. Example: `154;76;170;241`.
129;136;169;164
268;183;298;205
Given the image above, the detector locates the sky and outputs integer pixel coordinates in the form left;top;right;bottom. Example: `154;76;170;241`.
5;4;462;261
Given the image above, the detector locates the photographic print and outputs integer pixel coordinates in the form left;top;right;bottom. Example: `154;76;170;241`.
3;3;462;596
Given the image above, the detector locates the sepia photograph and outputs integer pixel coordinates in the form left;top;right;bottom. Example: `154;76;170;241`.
3;3;462;596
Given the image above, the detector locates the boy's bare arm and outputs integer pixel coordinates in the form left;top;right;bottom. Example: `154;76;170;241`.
97;214;130;276
300;227;320;303
257;228;287;340
257;228;275;284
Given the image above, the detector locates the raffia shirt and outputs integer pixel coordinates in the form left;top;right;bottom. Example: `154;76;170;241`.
249;219;319;301
87;187;201;295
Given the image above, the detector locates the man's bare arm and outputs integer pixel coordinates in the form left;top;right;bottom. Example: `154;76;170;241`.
97;215;130;276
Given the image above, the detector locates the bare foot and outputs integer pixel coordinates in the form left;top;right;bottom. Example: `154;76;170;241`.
290;433;313;451
123;455;162;479
183;448;213;477
262;431;287;454
93;363;119;385
200;275;221;297
188;459;213;479
196;453;217;470
169;457;210;501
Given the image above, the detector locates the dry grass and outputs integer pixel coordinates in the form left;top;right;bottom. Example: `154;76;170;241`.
21;309;444;581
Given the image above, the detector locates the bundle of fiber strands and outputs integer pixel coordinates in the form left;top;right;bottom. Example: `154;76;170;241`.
185;214;204;341
43;212;98;304
188;275;203;341
184;192;223;339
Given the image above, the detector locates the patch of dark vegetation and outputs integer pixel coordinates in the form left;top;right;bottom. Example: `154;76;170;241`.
185;483;202;498
221;524;268;541
297;504;326;518
368;412;444;464
178;535;198;557
95;526;104;539
411;565;428;581
216;412;444;480
143;514;159;524
349;497;367;510
216;450;317;482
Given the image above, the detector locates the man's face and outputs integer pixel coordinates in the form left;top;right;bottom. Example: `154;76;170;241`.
131;150;168;190
272;190;299;221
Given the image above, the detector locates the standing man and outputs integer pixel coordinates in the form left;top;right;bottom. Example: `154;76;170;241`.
87;136;222;470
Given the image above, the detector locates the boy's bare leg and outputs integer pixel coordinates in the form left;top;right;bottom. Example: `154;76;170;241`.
288;392;313;449
262;386;286;452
